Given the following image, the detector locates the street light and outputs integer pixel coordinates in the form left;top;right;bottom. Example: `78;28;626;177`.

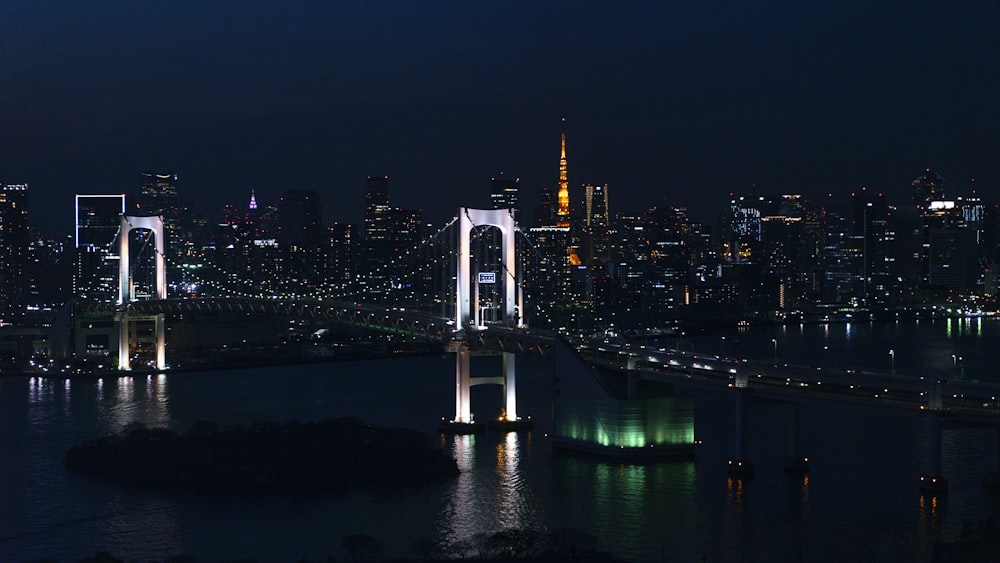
772;338;778;364
889;349;895;375
721;336;726;358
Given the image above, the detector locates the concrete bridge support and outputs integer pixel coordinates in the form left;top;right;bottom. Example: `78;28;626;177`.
116;312;166;371
444;343;529;433
919;410;948;494
783;403;809;474
728;388;754;478
985;427;1000;490
503;351;517;421
454;344;472;424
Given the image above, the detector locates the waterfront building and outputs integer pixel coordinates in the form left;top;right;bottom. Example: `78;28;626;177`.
852;186;890;303
25;231;72;310
0;183;30;313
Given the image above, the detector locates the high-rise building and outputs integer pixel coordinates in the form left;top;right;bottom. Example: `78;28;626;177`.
556;122;570;228
135;171;208;273
137;172;178;213
0;184;30;312
359;175;423;298
912;169;946;210
721;195;764;264
584;183;609;228
364;175;391;244
852;186;889;301
490;173;520;218
278;189;323;247
75;194;126;302
534;187;556;227
325;222;354;293
278;189;324;293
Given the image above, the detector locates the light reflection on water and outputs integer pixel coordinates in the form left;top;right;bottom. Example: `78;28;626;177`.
439;434;479;545
438;431;544;546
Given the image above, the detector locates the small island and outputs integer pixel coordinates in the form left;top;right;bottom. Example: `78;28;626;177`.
64;417;459;492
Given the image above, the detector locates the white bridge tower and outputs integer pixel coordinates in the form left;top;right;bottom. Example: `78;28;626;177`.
449;208;526;428
116;215;167;371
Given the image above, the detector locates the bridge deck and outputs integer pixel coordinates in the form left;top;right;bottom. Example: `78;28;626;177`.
577;341;1000;425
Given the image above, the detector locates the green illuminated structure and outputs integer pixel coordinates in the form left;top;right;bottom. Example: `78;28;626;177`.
552;338;695;459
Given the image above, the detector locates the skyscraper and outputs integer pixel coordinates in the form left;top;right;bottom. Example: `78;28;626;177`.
0;183;29;312
852;186;889;300
75;194;126;302
360;175;423;298
278;189;324;293
911;168;946;210
138;172;178;212
534;187;556;227
556;122;570;228
490;173;520;218
278;189;322;247
584;183;609;228
364;175;391;244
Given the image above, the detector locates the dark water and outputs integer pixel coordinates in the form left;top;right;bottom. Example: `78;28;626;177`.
2;319;999;562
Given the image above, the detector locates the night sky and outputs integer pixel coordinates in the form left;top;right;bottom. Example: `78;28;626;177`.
3;1;998;234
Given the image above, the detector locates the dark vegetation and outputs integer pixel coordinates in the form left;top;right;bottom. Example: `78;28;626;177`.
63;417;458;493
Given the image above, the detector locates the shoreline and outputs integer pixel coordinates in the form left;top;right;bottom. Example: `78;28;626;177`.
14;346;448;380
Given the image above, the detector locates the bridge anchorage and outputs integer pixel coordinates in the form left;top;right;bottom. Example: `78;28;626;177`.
440;208;533;435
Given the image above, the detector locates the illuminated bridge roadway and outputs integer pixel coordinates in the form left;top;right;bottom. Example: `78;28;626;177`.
577;340;1000;425
76;297;554;353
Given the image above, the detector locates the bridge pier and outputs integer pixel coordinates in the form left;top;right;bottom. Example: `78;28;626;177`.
115;311;166;371
453;344;473;426
626;355;640;399
503;351;517;421
728;388;754;478
783;403;809;474
442;343;531;434
919;410;948;494
985;427;1000;490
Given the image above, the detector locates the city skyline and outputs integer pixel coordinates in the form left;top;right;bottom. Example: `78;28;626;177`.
2;2;998;234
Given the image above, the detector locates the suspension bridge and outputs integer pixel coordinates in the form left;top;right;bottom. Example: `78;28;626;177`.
74;207;554;431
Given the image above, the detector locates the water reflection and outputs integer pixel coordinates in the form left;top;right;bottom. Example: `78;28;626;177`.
918;494;942;541
494;432;530;530
439;434;479;546
97;374;171;432
437;431;543;551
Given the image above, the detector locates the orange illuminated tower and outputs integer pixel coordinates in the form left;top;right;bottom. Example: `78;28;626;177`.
556;119;570;227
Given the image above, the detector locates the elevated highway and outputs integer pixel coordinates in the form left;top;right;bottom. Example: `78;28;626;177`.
577;340;1000;425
